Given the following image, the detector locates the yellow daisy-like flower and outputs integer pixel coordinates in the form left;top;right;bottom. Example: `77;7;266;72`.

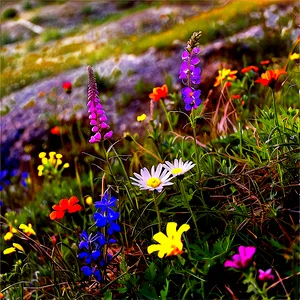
290;53;300;60
19;223;36;236
147;222;190;258
137;114;147;122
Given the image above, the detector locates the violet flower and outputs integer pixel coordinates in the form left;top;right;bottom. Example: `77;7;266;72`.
258;269;274;281
87;66;113;143
224;246;256;269
179;38;202;111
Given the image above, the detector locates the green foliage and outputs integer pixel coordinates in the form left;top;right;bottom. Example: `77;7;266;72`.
41;28;63;43
2;7;18;19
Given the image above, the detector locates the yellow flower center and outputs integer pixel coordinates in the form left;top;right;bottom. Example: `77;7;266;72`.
146;177;161;188
171;167;183;175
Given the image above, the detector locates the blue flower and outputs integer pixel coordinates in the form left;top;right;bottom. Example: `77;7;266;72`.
81;266;102;281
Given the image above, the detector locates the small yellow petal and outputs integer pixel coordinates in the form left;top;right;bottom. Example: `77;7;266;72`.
63;163;70;168
290;53;300;60
4;232;13;241
49;151;56;157
55;154;62;159
85;196;93;206
137;114;147;122
4;247;16;255
13;243;25;252
42;157;48;165
37;165;44;171
39;152;46;158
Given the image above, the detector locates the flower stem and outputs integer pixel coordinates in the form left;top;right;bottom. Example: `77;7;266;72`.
153;192;162;232
160;99;174;132
190;109;201;182
271;89;283;145
179;180;200;241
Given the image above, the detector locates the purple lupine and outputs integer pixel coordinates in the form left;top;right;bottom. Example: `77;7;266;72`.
179;34;202;111
258;269;275;281
224;246;256;269
87;66;113;143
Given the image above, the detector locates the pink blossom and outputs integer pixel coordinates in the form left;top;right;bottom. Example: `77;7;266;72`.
258;269;274;281
224;246;256;269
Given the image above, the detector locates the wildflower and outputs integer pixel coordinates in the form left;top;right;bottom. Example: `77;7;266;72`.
19;223;36;236
241;66;259;73
255;69;287;89
181;87;201;111
94;193;120;234
3;243;25;255
87;66;113;143
179;35;202;111
50;126;65;135
81;266;102;281
224;245;256;269
214;68;238;87
148;222;190;258
137;114;147;122
290;53;300;60
258;269;275;281
163;158;195;177
50;196;82;220
265;10;279;27
4;227;17;241
38;91;45;97
85;196;93;206
130;163;174;193
231;94;241;99
260;60;270;65
62;81;72;94
149;84;168;102
0;292;3;298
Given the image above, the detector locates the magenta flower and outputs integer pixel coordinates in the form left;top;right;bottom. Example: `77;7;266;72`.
87;66;113;143
224;246;256;269
258;269;274;281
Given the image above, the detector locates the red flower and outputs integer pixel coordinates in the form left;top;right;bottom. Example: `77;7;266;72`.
255;69;287;89
260;60;270;65
241;66;259;73
50;196;82;220
62;82;72;94
149;84;168;102
231;94;241;99
50;126;64;135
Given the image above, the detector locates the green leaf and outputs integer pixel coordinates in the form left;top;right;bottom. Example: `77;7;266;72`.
145;262;157;282
160;279;169;300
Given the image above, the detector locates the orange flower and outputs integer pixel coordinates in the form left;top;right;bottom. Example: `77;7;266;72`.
260;60;270;65
50;126;66;135
50;196;82;220
255;69;287;89
241;66;259;73
149;84;168;102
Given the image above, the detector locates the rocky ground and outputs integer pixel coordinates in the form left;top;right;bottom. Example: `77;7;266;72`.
1;22;262;170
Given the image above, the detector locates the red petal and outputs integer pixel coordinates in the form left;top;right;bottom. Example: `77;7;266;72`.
59;199;69;210
68;196;79;207
52;204;64;211
68;204;82;213
50;211;65;220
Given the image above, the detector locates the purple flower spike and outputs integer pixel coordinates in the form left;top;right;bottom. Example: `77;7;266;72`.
224;246;256;269
179;36;202;111
258;269;274;281
87;66;113;143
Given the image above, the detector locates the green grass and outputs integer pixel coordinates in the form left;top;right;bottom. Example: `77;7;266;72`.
0;0;281;97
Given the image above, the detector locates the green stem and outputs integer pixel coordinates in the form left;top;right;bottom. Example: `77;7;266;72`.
153;192;162;232
271;89;283;145
160;99;174;132
190;110;201;182
179;180;200;241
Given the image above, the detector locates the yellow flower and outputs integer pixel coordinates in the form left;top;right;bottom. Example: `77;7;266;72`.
63;163;70;168
56;153;63;159
38;152;46;158
19;223;36;236
3;243;25;255
214;68;238;87
85;196;93;206
4;232;14;241
137;114;147;122
147;222;190;258
290;53;300;60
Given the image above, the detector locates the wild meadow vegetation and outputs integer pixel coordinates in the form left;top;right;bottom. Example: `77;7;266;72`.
1;1;300;300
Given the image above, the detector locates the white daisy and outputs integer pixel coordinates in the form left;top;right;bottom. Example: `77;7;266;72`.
130;163;174;192
163;158;196;177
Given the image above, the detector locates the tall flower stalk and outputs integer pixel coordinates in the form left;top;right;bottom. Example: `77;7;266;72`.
87;66;113;143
